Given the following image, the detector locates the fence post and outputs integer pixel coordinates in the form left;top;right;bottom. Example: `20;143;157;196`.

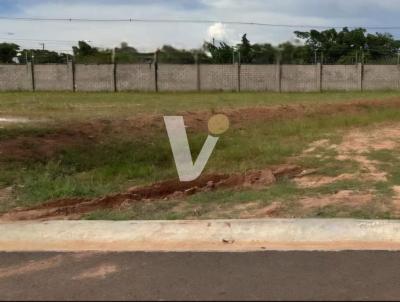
154;51;159;92
237;62;241;92
236;52;241;92
27;62;35;92
358;63;364;91
112;48;117;92
195;53;200;91
113;62;117;92
316;63;322;92
72;60;76;92
398;64;400;91
68;60;75;92
276;62;282;93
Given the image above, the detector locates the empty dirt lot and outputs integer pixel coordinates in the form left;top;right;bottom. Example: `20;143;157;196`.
1;91;400;220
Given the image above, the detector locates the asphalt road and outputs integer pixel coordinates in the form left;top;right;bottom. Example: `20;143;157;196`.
1;251;400;301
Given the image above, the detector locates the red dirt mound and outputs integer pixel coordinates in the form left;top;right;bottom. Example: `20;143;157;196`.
0;164;302;221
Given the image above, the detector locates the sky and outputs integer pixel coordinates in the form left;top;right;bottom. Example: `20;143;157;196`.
0;0;400;53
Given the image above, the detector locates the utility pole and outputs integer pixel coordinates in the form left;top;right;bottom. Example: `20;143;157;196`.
112;47;117;92
195;52;200;91
237;51;241;92
39;43;45;50
154;50;159;92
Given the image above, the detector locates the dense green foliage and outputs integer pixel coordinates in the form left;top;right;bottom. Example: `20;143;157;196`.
0;42;19;63
295;27;400;64
1;27;399;64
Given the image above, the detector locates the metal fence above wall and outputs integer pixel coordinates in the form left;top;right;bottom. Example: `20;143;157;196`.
0;62;399;92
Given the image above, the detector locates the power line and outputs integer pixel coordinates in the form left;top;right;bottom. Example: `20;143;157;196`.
0;37;78;42
0;37;78;44
1;16;400;30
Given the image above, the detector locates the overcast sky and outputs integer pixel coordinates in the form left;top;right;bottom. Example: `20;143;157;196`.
1;0;400;53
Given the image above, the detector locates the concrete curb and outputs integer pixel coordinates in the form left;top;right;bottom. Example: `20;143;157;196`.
1;219;400;252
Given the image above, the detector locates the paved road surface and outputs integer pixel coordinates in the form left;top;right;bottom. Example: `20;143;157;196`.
1;251;400;301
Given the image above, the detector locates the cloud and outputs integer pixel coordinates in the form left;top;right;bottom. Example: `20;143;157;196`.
207;23;226;40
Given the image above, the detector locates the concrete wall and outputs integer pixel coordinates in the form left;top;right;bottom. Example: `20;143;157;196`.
158;64;197;91
75;64;114;92
1;63;400;92
34;64;73;91
363;65;400;90
240;65;278;91
281;65;319;92
0;64;32;91
200;64;238;91
322;65;359;91
117;64;155;91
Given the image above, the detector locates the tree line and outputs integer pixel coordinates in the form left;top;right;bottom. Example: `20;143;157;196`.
1;27;399;64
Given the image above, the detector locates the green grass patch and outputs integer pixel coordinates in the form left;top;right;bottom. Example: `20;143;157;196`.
306;202;392;219
0;90;399;121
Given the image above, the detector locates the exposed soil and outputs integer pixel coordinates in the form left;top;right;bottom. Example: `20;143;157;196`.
238;202;283;219
0;187;12;203
295;173;355;189
0;164;302;221
0;130;92;161
296;124;400;188
296;122;400;213
299;190;374;209
2;98;400;162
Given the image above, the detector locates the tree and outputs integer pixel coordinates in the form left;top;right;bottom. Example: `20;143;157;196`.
237;34;253;63
115;42;142;63
251;43;277;64
72;41;97;57
204;41;234;63
278;42;309;64
0;43;19;63
73;41;112;64
19;49;69;64
365;32;400;63
158;45;195;64
295;27;400;64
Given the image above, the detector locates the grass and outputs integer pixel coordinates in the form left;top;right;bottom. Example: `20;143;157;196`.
84;180;301;220
4;106;400;208
2;91;400;218
304;203;392;219
0;90;399;121
82;178;391;220
366;149;400;195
